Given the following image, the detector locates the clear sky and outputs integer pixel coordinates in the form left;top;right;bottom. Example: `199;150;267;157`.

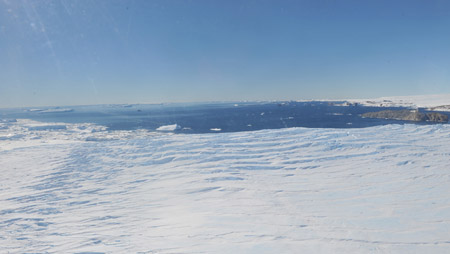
1;0;450;107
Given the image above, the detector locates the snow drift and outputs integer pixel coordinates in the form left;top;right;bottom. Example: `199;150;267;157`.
1;119;450;253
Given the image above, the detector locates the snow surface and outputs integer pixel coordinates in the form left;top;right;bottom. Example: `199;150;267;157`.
1;119;450;253
347;94;450;111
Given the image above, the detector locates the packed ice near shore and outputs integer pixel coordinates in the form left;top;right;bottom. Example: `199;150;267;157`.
1;95;450;253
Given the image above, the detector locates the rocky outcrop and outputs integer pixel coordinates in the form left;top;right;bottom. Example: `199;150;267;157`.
426;112;449;122
362;110;448;123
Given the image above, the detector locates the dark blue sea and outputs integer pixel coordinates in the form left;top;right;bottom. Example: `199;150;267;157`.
0;101;448;134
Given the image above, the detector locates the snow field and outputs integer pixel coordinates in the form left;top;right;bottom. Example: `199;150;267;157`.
1;120;450;253
348;94;450;111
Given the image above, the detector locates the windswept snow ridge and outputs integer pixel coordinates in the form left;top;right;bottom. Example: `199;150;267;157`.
1;119;450;253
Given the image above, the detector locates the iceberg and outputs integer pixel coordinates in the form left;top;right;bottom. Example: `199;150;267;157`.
156;124;181;132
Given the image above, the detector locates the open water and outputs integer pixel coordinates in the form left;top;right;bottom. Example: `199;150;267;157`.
0;101;447;133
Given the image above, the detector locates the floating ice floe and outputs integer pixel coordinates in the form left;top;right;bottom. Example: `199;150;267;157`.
26;125;67;131
0;118;17;123
156;124;181;132
28;108;74;113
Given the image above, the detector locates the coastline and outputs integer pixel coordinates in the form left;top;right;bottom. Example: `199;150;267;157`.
346;94;450;111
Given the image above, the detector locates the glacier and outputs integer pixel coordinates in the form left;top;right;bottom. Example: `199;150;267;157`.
1;119;450;253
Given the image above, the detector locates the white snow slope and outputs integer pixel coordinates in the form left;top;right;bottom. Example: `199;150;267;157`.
1;120;450;253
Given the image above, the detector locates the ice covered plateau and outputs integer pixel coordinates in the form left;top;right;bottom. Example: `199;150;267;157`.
347;94;450;111
1;119;450;253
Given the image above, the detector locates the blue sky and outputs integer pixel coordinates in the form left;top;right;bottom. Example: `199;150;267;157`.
1;0;450;107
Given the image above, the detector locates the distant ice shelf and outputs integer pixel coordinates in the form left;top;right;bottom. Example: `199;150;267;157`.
27;108;74;113
347;94;450;111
